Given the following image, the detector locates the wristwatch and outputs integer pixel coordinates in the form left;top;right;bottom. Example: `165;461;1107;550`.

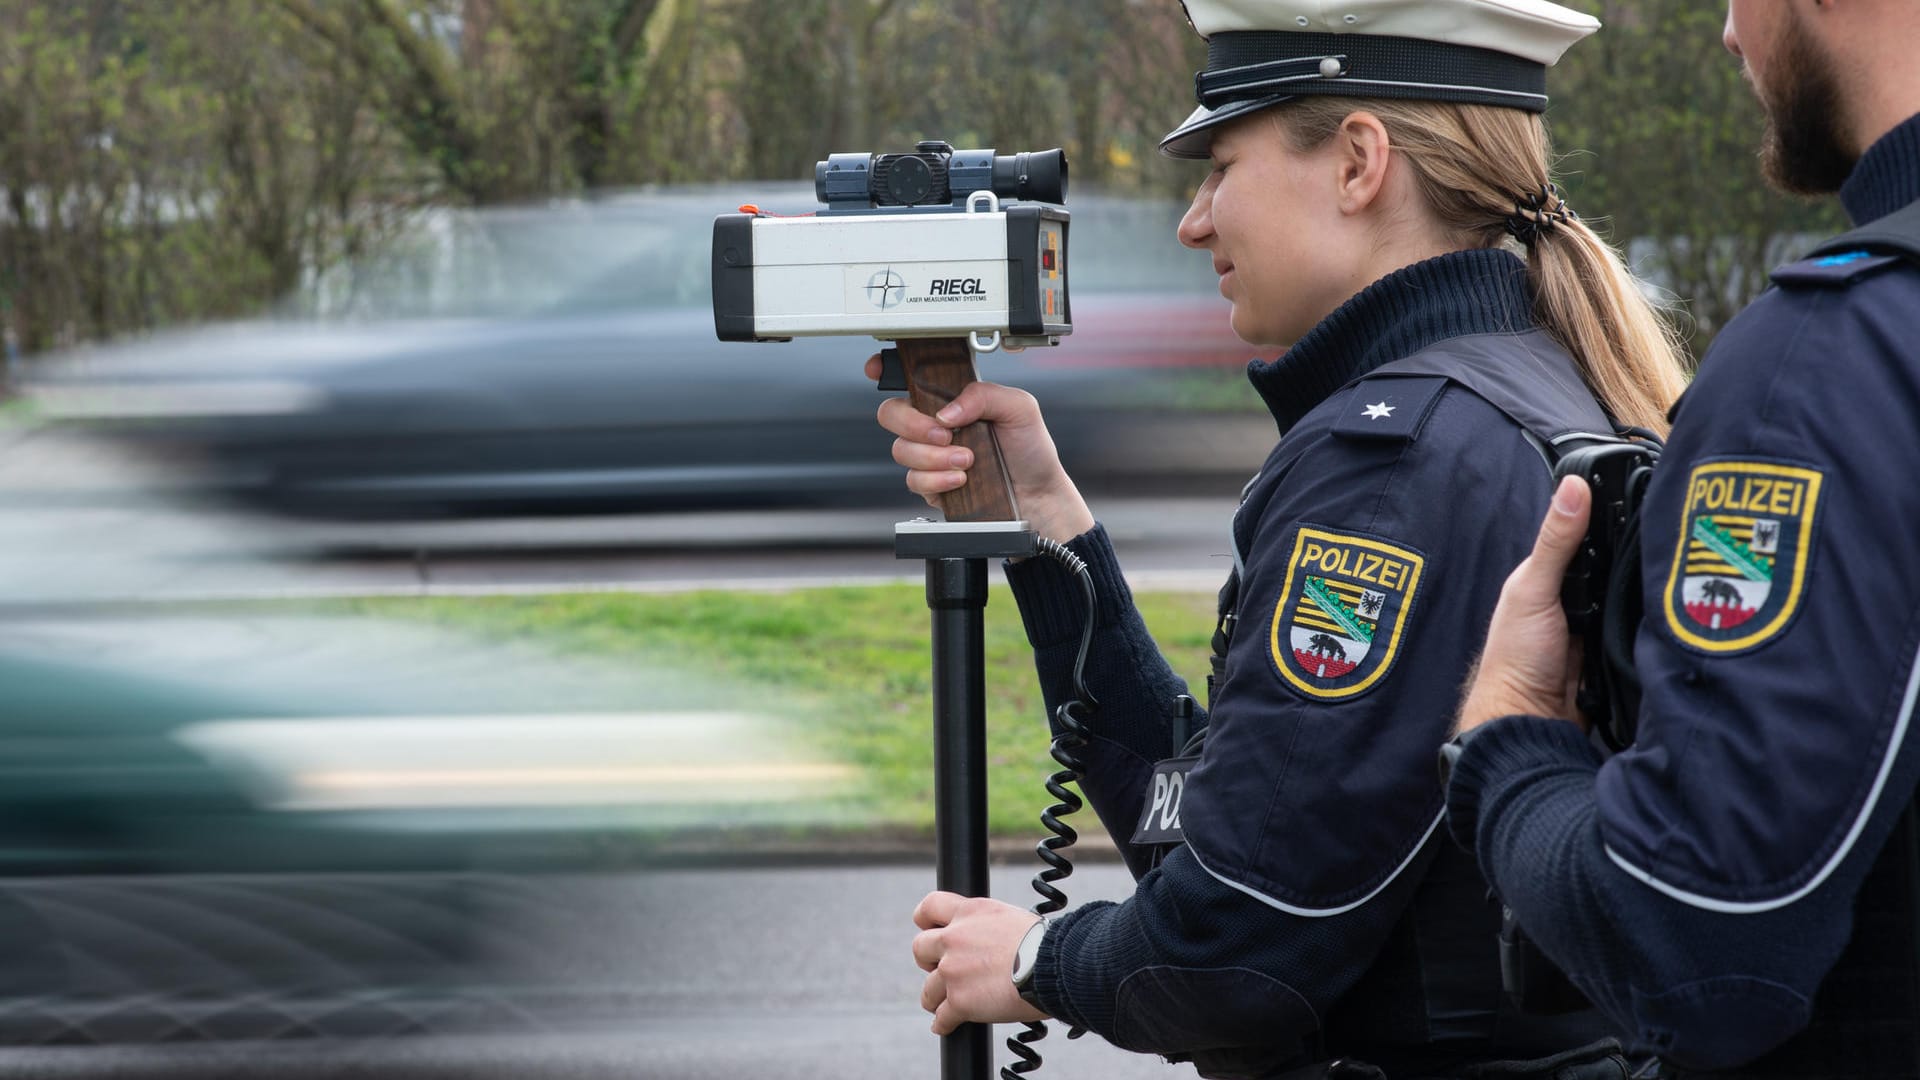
1011;917;1049;1009
1436;726;1481;791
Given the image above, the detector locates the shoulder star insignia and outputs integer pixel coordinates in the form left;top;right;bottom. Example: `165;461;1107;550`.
1361;401;1395;420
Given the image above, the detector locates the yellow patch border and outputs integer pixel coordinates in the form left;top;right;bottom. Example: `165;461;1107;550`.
1270;527;1425;700
1663;460;1823;653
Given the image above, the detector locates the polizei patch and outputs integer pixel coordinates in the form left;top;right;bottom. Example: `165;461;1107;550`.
1270;527;1425;700
1664;460;1824;653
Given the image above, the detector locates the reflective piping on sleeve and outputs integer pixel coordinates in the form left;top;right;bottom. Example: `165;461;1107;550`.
1187;810;1443;917
1603;632;1920;914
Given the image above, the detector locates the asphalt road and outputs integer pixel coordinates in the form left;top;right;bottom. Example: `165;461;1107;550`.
0;863;1200;1080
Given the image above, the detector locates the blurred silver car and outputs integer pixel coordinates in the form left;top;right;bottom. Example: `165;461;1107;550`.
31;187;1257;519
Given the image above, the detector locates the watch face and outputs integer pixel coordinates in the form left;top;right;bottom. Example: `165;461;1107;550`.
1013;918;1047;985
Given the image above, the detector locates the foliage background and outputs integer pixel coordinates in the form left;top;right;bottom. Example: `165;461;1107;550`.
1551;0;1844;354
0;0;1845;368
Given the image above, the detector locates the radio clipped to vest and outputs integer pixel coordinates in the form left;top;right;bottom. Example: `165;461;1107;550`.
1511;200;1920;1018
1554;197;1920;756
1487;429;1663;1018
1554;436;1662;752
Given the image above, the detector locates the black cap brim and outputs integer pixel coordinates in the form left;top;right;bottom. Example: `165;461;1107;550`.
1158;94;1296;160
1162;30;1554;160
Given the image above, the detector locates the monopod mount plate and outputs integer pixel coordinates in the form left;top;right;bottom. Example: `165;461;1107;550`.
894;518;1037;561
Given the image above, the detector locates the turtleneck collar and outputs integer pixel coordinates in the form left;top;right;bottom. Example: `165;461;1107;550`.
1247;247;1535;433
1841;111;1920;226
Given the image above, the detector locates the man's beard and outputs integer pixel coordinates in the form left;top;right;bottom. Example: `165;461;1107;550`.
1754;13;1856;196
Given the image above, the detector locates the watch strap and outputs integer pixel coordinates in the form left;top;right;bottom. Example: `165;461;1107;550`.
1437;726;1482;791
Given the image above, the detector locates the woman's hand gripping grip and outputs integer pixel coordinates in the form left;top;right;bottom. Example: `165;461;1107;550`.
897;338;1021;522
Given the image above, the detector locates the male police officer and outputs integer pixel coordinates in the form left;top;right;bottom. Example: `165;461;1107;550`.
1446;1;1920;1074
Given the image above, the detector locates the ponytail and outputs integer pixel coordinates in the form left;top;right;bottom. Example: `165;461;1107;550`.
1526;212;1689;434
1272;98;1689;435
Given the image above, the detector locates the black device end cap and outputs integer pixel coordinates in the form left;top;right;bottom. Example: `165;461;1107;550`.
712;213;757;342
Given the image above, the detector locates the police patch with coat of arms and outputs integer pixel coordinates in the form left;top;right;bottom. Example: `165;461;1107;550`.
1270;526;1425;700
1664;460;1824;653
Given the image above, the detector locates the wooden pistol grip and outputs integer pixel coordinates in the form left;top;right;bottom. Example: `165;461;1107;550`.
896;337;1020;523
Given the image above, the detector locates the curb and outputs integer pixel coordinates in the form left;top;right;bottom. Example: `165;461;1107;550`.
626;829;1124;870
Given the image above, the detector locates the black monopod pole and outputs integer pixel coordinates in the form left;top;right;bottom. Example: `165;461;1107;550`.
928;555;992;1080
896;520;1039;1080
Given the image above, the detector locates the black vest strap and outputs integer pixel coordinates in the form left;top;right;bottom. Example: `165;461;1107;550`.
1207;567;1240;714
1808;198;1920;263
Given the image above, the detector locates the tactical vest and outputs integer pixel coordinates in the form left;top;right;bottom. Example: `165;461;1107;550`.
1207;329;1624;719
1189;331;1629;1077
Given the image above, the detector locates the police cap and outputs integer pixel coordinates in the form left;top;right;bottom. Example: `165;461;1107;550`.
1161;0;1601;159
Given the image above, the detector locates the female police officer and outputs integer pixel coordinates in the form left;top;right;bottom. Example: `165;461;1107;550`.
889;1;1690;1075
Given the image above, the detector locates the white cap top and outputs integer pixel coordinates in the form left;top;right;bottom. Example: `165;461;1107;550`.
1181;0;1599;66
1161;0;1601;158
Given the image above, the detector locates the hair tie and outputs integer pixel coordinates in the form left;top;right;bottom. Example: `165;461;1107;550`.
1504;182;1574;245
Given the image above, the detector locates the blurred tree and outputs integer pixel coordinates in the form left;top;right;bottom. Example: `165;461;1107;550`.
0;0;1861;365
0;1;413;358
921;0;1202;196
274;0;703;201
712;0;1201;194
723;0;901;180
166;2;414;301
1053;0;1202;194
1551;0;1845;356
0;3;134;354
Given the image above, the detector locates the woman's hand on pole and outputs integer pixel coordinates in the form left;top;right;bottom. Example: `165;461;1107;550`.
910;891;1048;1034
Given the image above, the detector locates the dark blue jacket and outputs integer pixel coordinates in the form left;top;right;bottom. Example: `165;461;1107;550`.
1008;249;1619;1076
1446;112;1920;1072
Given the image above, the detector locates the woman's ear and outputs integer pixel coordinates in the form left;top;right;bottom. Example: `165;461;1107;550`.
1332;111;1393;216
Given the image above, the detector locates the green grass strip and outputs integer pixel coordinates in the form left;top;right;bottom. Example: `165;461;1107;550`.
331;584;1218;837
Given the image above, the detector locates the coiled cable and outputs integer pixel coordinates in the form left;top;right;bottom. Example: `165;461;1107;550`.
1002;535;1099;1079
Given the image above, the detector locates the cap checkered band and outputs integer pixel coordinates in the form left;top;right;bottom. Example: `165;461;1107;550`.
1199;31;1549;113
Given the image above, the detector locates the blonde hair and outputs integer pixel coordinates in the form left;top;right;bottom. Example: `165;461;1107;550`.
1271;98;1688;435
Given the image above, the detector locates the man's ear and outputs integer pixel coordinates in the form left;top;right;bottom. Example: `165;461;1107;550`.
1333;111;1393;216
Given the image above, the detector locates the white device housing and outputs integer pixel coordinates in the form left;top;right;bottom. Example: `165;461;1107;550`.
712;193;1069;346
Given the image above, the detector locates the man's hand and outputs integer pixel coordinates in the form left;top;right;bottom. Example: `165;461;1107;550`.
910;891;1048;1035
1457;475;1592;736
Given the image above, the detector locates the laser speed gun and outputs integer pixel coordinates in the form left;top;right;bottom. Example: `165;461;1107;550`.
711;141;1071;522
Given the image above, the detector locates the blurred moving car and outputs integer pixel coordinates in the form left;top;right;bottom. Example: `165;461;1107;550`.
30;186;1258;519
0;614;847;1054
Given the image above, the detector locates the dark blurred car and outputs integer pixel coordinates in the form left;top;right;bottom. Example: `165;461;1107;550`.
30;186;1257;519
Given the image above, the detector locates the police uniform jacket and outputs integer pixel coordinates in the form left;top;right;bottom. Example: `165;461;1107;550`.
1446;111;1920;1074
1007;248;1619;1077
